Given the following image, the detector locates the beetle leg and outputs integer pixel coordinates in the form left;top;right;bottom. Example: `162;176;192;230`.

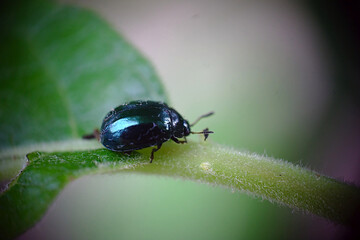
82;129;100;141
150;143;162;163
123;151;133;156
171;136;187;144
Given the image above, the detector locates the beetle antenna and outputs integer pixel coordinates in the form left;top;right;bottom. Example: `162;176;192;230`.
191;128;214;141
190;111;214;127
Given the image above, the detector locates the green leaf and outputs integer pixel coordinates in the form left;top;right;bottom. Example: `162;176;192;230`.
1;141;360;239
0;0;167;149
0;0;167;237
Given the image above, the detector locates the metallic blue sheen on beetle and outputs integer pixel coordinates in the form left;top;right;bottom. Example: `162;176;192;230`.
84;100;214;163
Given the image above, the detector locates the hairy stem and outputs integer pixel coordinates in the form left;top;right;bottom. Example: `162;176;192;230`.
137;141;360;224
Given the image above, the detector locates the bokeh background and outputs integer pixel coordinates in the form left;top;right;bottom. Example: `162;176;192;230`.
19;0;359;239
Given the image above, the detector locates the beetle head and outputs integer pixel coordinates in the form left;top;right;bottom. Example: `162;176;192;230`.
173;119;190;138
183;120;191;137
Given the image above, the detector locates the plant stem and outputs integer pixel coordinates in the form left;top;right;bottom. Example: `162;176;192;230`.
136;141;360;224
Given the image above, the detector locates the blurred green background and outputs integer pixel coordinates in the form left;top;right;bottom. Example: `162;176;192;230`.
9;0;359;239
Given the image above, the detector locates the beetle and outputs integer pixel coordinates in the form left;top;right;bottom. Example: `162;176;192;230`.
83;100;214;163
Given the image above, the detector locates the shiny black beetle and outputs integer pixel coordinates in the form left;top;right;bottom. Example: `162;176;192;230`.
84;100;214;163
